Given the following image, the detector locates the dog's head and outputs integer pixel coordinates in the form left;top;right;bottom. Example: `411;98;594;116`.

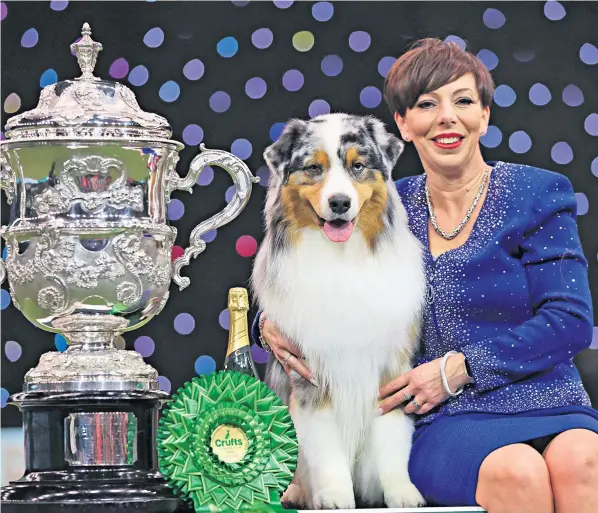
263;113;404;246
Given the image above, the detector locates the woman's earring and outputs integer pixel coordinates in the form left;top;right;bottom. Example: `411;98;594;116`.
480;130;485;136
404;136;410;142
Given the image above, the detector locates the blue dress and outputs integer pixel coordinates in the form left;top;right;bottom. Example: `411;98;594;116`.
397;161;598;506
252;161;598;506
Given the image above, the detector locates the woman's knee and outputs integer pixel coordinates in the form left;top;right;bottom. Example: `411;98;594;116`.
544;429;598;487
476;444;552;506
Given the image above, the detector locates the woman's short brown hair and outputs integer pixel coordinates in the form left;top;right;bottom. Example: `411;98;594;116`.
384;38;495;117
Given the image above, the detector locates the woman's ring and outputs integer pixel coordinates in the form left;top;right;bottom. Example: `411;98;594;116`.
403;390;413;401
411;398;422;410
283;352;292;365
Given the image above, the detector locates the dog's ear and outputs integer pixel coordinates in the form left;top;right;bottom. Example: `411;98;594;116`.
263;118;308;177
366;116;405;174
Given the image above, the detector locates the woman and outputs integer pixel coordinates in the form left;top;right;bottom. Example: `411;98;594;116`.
252;39;598;512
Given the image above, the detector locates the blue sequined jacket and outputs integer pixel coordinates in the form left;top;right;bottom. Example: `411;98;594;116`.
252;161;595;427
398;161;594;425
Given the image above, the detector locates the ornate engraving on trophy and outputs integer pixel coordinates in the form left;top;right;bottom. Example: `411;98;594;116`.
0;152;15;204
33;156;144;215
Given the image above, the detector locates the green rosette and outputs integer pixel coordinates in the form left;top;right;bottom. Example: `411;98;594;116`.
157;371;298;512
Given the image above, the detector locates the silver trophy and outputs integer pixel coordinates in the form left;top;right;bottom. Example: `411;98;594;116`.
0;23;258;512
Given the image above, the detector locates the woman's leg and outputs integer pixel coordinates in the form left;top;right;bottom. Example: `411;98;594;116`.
475;443;553;513
542;429;598;513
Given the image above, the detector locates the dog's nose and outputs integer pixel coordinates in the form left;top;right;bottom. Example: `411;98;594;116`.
328;195;351;215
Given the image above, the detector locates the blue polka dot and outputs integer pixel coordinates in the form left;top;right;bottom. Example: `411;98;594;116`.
40;69;58;88
159;81;180;102
194;355;216;375
483;8;506;29
217;37;238;58
2;247;7;260
143;27;164;48
128;65;149;87
494;85;516;107
551;142;573;165
591;157;598;178
270;122;286;142
528;83;551;106
509;131;532;154
219;309;230;330
444;35;466;50
544;1;566;21
377;56;396;78
201;229;217;243
312;1;333;22
197;166;215;186
225;185;236;203
1;388;9;408
480;125;502;149
167;198;185;221
360;86;382;108
575;193;588;215
55;334;68;352
209;91;231;113
476;49;499;71
21;28;39;48
231;138;252;160
1;289;10;310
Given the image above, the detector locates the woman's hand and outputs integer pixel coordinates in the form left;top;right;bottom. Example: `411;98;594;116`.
378;353;471;415
260;315;319;387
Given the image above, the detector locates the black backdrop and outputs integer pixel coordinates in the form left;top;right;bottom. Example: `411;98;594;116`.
1;1;597;427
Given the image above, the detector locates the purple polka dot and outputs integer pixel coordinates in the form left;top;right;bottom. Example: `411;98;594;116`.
377;56;396;78
282;70;304;91
252;28;274;49
134;336;155;357
21;28;39;48
494;85;516;107
480;125;502;149
256;166;270;187
360;86;382;108
514;49;535;62
528;83;551;106
312;1;333;21
590;327;598;350
476;49;499;71
580;43;598;65
562;85;584;107
551;142;573;165
444;35;466;50
183;59;204;80
349;31;371;52
219;309;230;330
575;193;589;216
270;122;286;142
50;1;68;11
109;58;129;79
544;1;566;21
509;131;532;154
128;65;149;86
309;99;330;118
251;343;270;364
231;138;252;160
167;198;185;221
585;113;598;136
182;124;203;146
174;313;195;335
483;8;506;29
1;3;7;21
157;375;171;393
201;229;217;243
225;185;236;203
273;0;293;8
144;27;164;48
209;91;231;113
4;340;22;362
245;77;267;99
197;166;214;186
591;157;598;178
321;55;343;77
231;0;249;6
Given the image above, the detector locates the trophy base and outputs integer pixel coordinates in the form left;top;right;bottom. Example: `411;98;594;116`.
1;470;181;513
2;389;183;513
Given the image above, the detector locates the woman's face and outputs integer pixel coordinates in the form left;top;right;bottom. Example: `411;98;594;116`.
394;73;490;172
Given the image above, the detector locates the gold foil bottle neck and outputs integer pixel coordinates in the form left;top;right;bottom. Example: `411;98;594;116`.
225;287;250;357
228;287;249;312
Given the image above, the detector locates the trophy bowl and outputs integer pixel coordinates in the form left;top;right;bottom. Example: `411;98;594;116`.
0;23;258;512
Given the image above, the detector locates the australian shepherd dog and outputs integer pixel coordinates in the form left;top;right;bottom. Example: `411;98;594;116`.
251;113;426;509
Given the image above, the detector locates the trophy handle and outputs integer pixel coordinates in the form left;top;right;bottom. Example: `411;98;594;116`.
167;143;260;291
0;150;16;285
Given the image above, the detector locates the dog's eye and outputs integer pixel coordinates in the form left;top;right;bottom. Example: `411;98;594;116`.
305;164;321;173
352;162;366;173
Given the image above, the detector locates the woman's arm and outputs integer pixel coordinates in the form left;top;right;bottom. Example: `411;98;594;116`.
461;172;594;394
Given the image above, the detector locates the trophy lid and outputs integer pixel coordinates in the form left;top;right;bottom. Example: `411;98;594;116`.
4;23;176;142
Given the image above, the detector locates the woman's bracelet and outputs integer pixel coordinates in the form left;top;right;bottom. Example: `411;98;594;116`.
258;314;273;353
440;350;465;397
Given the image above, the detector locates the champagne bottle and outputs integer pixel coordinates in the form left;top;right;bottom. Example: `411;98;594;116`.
223;287;259;379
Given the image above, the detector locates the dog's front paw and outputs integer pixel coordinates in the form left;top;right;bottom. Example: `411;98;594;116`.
311;487;356;510
282;483;306;508
384;481;426;508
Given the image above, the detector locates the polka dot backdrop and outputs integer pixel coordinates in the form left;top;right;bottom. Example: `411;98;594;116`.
1;1;598;426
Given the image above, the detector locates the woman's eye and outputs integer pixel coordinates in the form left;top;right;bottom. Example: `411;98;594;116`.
352;162;366;172
417;100;435;109
457;97;474;105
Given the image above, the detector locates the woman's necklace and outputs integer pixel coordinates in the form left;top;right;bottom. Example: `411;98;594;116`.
425;166;490;241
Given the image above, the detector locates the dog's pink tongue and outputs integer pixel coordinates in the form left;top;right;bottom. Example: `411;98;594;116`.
323;221;354;243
